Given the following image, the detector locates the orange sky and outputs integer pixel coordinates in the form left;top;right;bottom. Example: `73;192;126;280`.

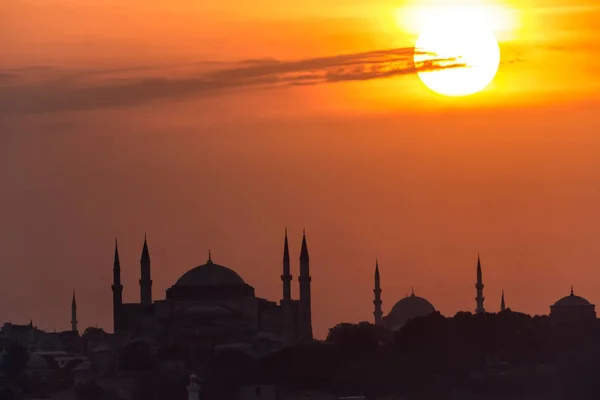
1;0;600;338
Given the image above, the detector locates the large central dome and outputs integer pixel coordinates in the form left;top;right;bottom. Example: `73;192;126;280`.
175;259;246;286
166;256;255;301
175;259;246;287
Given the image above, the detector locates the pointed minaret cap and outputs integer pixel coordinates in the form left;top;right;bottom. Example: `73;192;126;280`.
114;238;120;267
283;227;290;262
375;259;380;277
140;235;150;263
300;229;309;261
72;290;76;306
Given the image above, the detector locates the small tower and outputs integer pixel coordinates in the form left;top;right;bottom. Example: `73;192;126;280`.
373;259;383;325
187;373;200;400
139;235;152;306
112;239;123;332
298;230;313;340
71;290;78;333
500;290;506;312
475;254;485;314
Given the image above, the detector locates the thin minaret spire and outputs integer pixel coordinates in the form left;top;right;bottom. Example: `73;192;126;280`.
281;227;295;345
282;228;291;301
475;253;485;314
140;235;152;305
298;229;313;340
112;238;123;332
373;259;383;325
500;289;506;312
71;290;78;333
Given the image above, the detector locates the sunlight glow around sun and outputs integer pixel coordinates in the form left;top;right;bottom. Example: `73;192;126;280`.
400;2;507;97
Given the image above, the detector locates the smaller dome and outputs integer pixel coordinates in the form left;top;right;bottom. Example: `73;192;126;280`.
386;291;436;330
553;289;593;307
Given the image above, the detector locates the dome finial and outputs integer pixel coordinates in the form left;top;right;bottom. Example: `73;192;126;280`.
411;286;415;296
208;249;212;263
571;285;574;296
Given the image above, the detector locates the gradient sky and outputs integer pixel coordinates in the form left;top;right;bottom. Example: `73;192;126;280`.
1;0;600;338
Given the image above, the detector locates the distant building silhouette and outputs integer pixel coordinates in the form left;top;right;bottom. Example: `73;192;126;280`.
475;254;485;314
373;262;436;330
111;230;313;348
550;287;596;323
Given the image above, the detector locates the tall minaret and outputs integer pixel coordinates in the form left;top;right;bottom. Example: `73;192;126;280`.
112;239;123;332
282;228;292;302
500;289;506;312
139;235;152;305
281;228;294;344
373;259;383;325
475;254;485;314
71;290;78;333
299;230;313;340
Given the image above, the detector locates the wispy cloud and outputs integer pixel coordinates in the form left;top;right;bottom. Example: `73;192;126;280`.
0;47;465;114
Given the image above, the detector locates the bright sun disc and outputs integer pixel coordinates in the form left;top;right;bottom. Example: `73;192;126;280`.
413;23;501;97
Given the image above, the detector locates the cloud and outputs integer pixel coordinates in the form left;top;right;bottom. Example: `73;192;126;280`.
0;47;465;115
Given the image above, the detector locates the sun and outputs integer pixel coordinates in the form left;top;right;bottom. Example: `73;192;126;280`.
403;3;505;97
414;23;501;97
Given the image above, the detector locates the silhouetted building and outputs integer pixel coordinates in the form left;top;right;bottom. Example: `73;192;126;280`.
475;254;485;314
550;287;596;323
112;231;313;348
372;262;436;330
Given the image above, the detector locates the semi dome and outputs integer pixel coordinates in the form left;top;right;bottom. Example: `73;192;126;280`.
385;291;436;330
174;258;245;287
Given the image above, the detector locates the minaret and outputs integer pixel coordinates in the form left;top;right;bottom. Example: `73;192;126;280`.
111;239;123;332
475;254;485;314
71;290;78;333
373;259;383;325
280;229;295;344
299;230;313;340
500;290;506;312
139;235;152;306
282;228;292;302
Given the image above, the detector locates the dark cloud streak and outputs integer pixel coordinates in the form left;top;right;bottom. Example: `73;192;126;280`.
0;47;465;115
